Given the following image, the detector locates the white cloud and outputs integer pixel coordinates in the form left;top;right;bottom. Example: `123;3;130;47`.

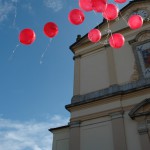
0;0;15;23
22;2;34;15
11;0;18;2
43;0;63;12
0;0;34;24
0;115;69;150
23;3;32;12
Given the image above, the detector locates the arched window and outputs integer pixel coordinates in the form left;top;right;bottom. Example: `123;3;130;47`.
130;30;150;79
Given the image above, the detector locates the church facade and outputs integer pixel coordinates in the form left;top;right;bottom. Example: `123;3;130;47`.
50;0;150;150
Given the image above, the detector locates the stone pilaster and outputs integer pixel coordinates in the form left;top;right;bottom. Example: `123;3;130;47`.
69;121;80;150
110;112;127;150
73;56;81;96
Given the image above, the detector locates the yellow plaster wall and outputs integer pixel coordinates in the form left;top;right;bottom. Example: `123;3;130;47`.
80;50;109;95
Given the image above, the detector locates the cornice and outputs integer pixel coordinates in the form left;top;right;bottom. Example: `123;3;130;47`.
70;105;133;122
70;0;149;54
66;78;150;111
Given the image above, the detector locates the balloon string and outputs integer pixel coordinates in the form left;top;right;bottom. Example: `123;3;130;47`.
119;11;128;25
107;20;110;30
107;20;115;48
40;38;52;64
9;44;20;61
115;3;128;25
96;20;111;46
105;20;112;45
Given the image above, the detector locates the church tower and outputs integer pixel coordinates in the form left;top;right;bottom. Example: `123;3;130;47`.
50;0;150;150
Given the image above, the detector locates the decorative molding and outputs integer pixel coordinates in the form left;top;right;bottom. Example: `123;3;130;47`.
128;98;150;119
69;121;80;128
128;39;136;45
126;7;149;20
70;105;133;122
70;107;122;122
49;125;69;132
67;78;150;108
138;128;148;135
73;55;81;60
129;31;150;79
110;111;124;120
135;30;150;42
130;61;139;82
111;112;127;150
129;30;150;44
138;122;148;135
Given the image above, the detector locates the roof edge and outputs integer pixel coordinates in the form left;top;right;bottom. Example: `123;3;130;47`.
69;0;147;53
49;125;69;133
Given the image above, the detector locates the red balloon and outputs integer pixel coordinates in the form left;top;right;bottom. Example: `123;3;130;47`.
109;33;125;48
114;0;126;3
92;0;107;13
19;28;36;45
79;0;93;12
68;9;85;25
102;4;119;20
43;22;58;38
128;15;143;30
88;29;101;43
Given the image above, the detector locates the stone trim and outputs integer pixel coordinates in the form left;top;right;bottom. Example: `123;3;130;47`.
70;0;148;53
106;46;118;85
49;125;69;132
69;121;80;128
69;121;80;150
110;112;127;150
129;30;150;44
66;78;150;109
73;55;81;60
110;111;124;120
138;126;148;135
135;30;150;42
70;107;122;122
129;98;150;119
73;56;81;95
131;39;150;79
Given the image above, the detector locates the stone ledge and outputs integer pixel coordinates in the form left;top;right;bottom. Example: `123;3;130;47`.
66;78;150;110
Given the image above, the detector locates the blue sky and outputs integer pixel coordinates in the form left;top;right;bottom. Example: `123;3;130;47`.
0;0;129;149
